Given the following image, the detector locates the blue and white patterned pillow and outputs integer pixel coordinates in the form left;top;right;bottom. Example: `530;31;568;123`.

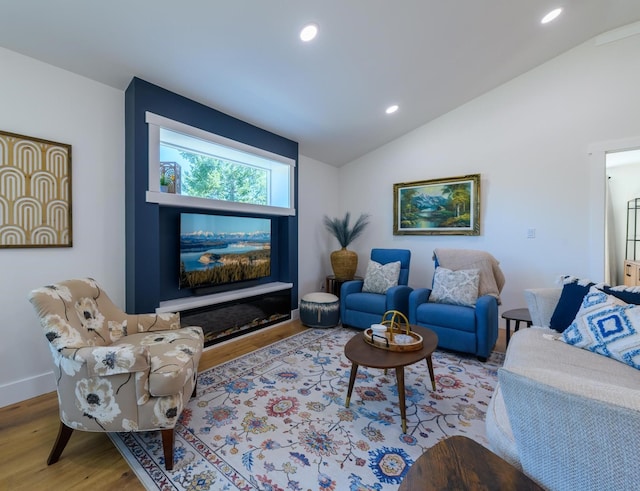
562;286;640;370
429;267;480;307
362;260;401;294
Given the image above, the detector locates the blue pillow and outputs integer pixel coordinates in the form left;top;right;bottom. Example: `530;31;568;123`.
549;277;595;332
600;285;640;306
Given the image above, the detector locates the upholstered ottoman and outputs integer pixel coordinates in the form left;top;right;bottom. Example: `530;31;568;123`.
300;292;340;328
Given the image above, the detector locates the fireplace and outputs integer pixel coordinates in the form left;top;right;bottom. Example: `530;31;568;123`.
180;289;292;347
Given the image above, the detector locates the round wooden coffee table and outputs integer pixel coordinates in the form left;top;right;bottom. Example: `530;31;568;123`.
344;325;438;433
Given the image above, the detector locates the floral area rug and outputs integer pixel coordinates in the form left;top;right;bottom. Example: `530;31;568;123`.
109;327;504;491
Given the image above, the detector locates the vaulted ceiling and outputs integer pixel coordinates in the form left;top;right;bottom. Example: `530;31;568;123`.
1;1;640;166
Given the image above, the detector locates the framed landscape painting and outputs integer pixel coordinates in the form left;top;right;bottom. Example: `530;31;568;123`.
393;174;480;235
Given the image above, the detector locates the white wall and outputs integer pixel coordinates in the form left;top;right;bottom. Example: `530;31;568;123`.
337;31;640;314
297;155;340;296
0;48;124;407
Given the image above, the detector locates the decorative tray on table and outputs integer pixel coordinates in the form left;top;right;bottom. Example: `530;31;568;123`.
363;310;423;352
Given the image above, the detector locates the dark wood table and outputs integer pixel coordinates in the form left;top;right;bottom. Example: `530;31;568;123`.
501;308;532;346
325;275;363;298
344;325;438;433
398;435;544;490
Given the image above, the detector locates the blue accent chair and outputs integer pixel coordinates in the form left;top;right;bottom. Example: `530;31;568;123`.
408;256;498;361
340;248;412;330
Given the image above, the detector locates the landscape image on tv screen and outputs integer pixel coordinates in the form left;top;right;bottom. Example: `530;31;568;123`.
179;213;271;289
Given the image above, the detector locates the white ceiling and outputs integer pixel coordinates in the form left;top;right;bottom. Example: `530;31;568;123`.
1;1;640;166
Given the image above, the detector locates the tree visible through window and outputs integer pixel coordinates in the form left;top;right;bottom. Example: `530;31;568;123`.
148;113;294;212
179;151;268;205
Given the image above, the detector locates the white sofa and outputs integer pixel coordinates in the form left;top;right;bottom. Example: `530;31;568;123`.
486;288;640;491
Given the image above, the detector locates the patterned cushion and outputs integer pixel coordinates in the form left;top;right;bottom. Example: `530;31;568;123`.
549;276;596;333
562;286;640;370
429;267;480;307
362;260;401;294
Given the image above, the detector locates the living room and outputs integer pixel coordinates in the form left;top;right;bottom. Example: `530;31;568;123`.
2;6;640;486
1;4;640;410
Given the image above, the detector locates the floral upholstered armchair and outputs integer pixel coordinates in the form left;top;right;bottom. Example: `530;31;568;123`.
28;278;204;471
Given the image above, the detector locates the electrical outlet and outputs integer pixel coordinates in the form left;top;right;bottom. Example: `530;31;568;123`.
527;228;536;239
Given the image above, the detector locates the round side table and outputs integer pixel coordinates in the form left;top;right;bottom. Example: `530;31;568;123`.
501;308;532;346
325;275;363;298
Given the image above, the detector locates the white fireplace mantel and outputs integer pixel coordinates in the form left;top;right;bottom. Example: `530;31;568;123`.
156;281;294;313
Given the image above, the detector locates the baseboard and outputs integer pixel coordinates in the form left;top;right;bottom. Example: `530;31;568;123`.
0;371;55;408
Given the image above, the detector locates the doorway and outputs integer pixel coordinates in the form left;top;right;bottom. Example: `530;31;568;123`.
588;137;640;284
605;149;640;284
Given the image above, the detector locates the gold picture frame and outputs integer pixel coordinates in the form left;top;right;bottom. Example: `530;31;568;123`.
393;174;480;235
0;130;72;247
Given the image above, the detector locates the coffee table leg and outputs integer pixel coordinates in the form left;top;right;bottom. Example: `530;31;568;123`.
396;367;407;433
426;356;436;391
345;362;359;408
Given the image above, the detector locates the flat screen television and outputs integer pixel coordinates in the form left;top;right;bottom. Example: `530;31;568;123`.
179;213;271;290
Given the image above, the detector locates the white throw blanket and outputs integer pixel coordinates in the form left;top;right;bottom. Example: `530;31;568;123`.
434;248;505;303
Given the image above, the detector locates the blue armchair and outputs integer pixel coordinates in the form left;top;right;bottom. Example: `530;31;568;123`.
408;251;500;361
340;248;412;329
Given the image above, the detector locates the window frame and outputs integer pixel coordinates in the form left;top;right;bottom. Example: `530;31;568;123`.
145;112;296;216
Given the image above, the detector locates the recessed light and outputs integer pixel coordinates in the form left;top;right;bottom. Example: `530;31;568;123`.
541;8;562;24
386;105;399;115
300;23;318;42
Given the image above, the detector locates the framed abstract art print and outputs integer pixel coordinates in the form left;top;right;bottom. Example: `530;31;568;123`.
0;130;72;247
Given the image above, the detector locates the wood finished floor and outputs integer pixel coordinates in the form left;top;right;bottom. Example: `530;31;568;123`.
0;320;507;491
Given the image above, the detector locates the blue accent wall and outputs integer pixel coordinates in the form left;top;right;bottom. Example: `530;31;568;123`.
125;78;298;313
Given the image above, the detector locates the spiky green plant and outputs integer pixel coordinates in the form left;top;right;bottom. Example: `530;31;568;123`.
323;212;370;248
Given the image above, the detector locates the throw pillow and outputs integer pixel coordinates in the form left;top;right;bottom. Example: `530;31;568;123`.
562;286;640;370
600;284;640;306
429;267;480;307
362;260;401;294
549;276;596;333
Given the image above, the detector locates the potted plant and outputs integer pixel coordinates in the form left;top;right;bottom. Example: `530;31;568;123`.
323;212;370;279
160;175;169;192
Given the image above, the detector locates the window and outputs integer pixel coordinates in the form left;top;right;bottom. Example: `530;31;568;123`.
146;112;295;215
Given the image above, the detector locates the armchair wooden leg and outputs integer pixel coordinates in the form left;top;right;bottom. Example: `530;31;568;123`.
161;428;175;471
47;422;74;465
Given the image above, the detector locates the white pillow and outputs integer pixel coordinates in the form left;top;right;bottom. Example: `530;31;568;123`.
562;286;640;370
362;260;401;294
429;267;479;307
